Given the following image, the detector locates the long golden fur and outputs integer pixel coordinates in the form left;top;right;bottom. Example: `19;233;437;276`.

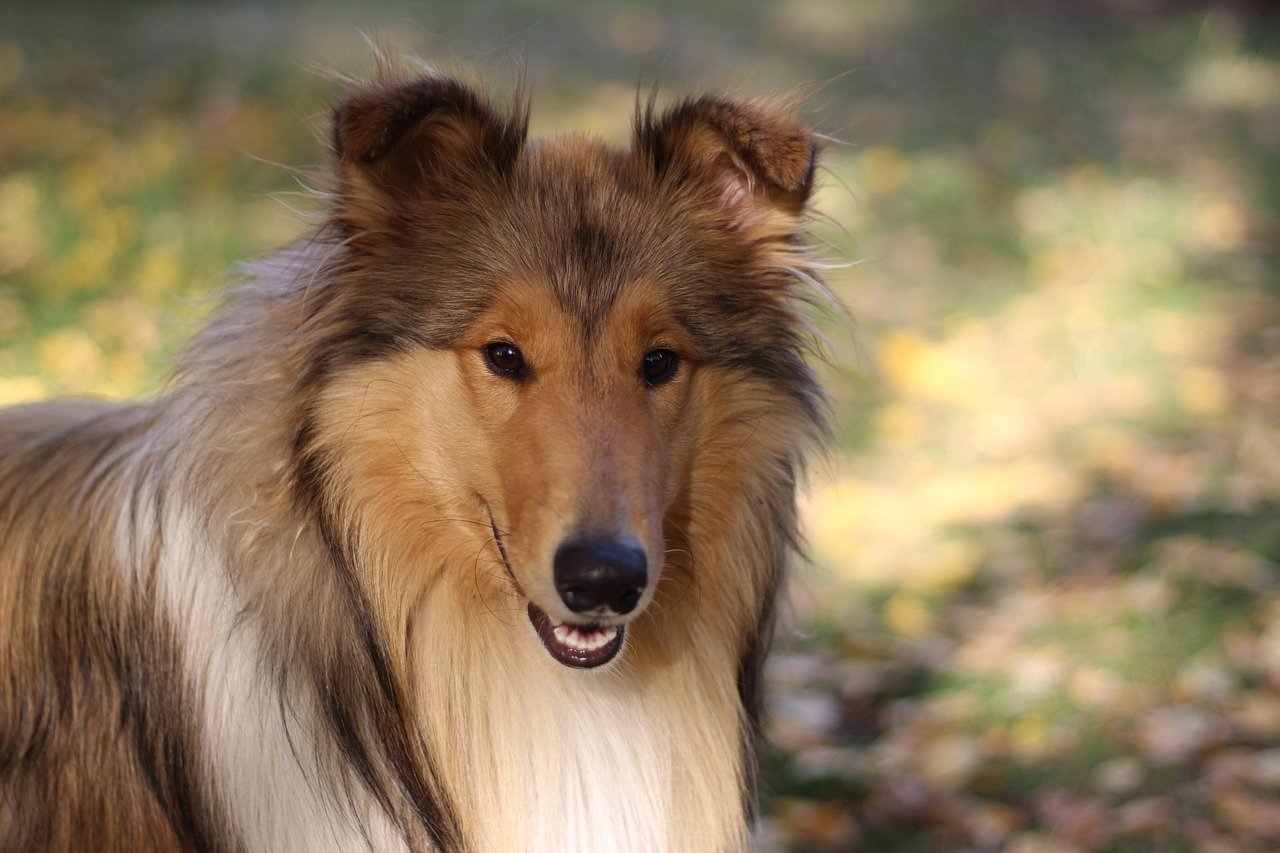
0;64;828;851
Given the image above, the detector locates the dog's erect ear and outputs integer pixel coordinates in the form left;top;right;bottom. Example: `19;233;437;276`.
633;96;818;227
332;74;527;231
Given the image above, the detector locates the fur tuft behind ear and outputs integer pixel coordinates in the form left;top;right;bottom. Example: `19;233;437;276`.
332;73;528;233
634;96;818;221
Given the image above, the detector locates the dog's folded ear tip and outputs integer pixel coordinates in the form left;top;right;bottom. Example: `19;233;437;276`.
329;71;529;234
634;95;820;217
331;74;518;166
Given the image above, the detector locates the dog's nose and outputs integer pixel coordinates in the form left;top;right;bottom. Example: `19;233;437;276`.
554;536;648;615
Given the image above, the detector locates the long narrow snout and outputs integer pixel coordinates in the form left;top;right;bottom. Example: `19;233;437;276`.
468;310;674;671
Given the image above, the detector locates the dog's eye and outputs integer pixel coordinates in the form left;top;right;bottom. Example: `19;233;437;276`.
484;342;526;379
641;349;680;387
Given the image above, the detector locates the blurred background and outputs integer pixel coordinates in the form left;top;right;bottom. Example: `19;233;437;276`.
1;1;1277;849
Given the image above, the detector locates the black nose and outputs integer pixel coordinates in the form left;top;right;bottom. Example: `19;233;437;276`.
554;536;648;615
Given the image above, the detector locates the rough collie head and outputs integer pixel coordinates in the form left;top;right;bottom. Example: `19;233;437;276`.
290;69;826;674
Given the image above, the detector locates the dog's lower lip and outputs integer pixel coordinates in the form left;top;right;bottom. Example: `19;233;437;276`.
527;603;624;669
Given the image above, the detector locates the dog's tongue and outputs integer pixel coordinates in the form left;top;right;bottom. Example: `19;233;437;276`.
527;603;624;669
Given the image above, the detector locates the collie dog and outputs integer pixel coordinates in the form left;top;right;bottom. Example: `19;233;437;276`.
0;67;828;851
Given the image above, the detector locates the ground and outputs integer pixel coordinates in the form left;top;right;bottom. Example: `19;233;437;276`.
1;2;1278;850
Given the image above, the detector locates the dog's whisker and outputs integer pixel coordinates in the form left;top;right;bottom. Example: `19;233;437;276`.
471;540;523;628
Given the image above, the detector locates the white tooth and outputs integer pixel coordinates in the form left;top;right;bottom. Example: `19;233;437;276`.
554;625;621;653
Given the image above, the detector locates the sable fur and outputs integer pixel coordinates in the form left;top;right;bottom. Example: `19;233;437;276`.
0;65;828;852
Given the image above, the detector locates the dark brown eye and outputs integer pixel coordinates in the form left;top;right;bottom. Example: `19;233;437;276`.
642;349;680;387
484;342;526;379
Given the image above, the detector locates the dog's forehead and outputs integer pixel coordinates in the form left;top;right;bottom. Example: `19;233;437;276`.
504;138;685;332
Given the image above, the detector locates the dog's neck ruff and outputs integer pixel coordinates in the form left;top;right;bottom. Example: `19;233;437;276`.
411;581;746;853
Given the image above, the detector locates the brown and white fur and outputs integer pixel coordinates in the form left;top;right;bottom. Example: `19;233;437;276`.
0;66;828;852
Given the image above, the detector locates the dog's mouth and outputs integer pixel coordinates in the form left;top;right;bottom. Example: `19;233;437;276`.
482;499;627;669
527;603;625;669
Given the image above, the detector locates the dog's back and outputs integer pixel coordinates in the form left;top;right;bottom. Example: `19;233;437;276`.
0;401;225;850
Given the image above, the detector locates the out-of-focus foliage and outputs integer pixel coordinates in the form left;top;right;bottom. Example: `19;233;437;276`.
2;2;1278;850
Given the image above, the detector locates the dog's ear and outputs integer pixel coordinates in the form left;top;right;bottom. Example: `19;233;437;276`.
633;96;818;228
332;74;527;232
